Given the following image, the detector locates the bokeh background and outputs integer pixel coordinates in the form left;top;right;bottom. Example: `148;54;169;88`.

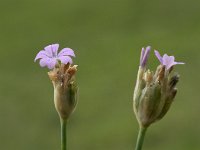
0;0;199;150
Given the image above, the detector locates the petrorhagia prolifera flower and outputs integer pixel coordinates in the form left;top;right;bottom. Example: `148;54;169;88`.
34;44;75;69
154;50;184;70
35;43;78;150
133;46;184;150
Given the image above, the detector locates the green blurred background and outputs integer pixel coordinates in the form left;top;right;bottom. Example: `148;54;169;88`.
0;0;198;149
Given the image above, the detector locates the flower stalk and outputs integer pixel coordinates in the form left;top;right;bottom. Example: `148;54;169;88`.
135;127;147;150
35;44;78;150
61;119;67;150
133;46;184;150
48;64;78;150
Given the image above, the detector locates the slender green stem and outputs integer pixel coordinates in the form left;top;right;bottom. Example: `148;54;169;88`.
61;119;67;150
135;127;147;150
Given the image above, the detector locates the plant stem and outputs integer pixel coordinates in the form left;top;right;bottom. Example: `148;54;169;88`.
61;119;67;150
135;126;147;150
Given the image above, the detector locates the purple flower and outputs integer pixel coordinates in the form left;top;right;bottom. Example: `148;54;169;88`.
34;44;75;69
154;50;184;70
140;46;151;68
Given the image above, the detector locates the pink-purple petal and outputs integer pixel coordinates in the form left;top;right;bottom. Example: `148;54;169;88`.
154;50;163;63
155;50;185;70
44;45;53;57
166;62;176;70
51;44;59;56
58;48;75;57
163;54;174;63
47;58;57;69
34;50;49;62
163;55;175;69
39;58;49;67
39;58;57;69
140;47;145;65
163;55;172;64
58;56;73;64
175;62;185;65
140;46;151;67
142;46;151;63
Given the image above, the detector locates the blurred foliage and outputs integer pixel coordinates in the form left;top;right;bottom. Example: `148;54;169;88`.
0;0;199;149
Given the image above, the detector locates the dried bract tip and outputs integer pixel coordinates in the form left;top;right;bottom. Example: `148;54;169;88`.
169;74;179;89
157;65;165;83
68;65;78;76
171;88;177;99
143;70;153;83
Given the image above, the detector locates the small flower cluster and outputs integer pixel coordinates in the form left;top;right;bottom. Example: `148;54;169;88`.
134;46;184;127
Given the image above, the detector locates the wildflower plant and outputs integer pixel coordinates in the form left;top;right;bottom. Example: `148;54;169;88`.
133;46;184;150
35;44;78;150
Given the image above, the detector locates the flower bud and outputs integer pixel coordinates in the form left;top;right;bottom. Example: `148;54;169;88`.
48;64;78;120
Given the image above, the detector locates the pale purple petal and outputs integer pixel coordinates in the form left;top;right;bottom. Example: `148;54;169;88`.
169;62;185;69
165;62;176;70
58;48;75;57
35;44;76;69
163;55;175;69
175;62;185;65
154;50;185;70
39;58;49;67
34;50;49;62
47;59;57;69
162;54;173;64
58;56;73;64
140;47;145;65
44;45;53;57
39;58;57;69
154;50;163;63
163;54;175;64
140;46;151;67
51;44;59;56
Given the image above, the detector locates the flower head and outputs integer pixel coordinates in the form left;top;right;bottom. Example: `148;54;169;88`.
154;50;184;70
140;46;151;68
133;46;184;128
34;44;75;69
